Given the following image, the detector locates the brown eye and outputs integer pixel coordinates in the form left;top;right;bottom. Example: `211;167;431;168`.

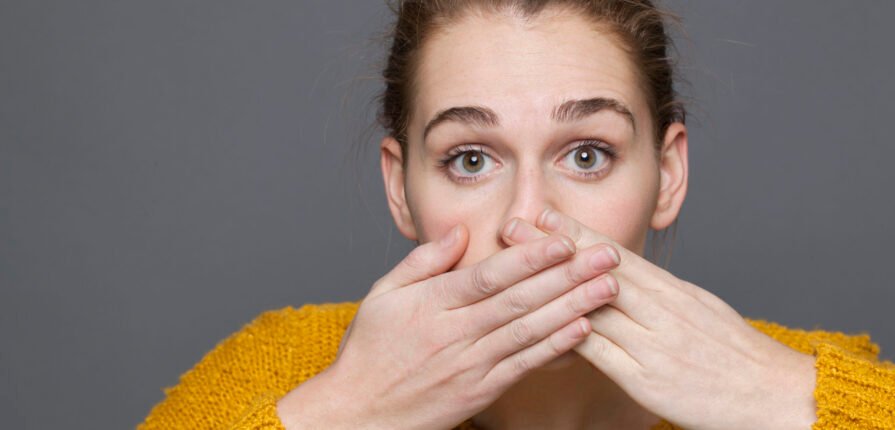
439;147;496;183
561;142;614;179
461;151;484;173
440;148;498;182
573;146;598;169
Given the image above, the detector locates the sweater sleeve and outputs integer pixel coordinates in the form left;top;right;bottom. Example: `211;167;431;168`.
137;307;316;430
811;341;895;429
226;391;287;430
742;319;895;429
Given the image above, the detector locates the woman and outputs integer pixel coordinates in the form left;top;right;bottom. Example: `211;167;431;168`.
139;1;895;429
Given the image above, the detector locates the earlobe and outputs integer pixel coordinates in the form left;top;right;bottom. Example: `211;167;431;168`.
650;123;689;230
380;136;419;241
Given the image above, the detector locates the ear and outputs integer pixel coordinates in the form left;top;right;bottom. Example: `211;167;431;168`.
650;122;689;230
380;135;419;241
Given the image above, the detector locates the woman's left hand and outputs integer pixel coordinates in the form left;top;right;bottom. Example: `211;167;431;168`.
500;208;818;430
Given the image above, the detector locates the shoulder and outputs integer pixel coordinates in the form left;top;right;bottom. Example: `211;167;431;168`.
235;300;363;370
234;300;363;382
174;299;363;384
203;300;362;354
246;301;362;337
744;317;881;361
139;300;364;429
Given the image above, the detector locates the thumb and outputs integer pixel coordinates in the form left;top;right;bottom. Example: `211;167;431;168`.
369;224;467;297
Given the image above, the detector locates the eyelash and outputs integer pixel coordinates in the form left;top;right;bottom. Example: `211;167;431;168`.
567;140;619;179
435;140;619;184
435;144;487;184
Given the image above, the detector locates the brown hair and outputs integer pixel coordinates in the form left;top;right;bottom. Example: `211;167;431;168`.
373;0;689;268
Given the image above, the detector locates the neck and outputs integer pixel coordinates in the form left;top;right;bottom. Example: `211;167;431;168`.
470;353;660;430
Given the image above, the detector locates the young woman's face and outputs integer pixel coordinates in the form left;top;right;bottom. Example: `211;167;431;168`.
382;7;687;271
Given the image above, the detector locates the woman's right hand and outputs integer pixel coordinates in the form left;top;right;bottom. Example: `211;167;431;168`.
277;223;621;430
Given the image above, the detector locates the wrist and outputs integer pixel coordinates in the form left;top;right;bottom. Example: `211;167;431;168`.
791;353;819;429
765;351;818;430
277;366;363;430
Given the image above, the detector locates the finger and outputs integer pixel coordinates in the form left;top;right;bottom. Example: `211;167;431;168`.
433;233;578;309
500;217;549;246
573;324;643;384
594;271;660;331
537;208;630;264
607;270;719;334
468;243;620;336
537;208;591;242
608;275;752;352
536;208;656;277
371;224;467;296
540;208;712;315
481;316;591;391
475;271;619;365
585;304;650;359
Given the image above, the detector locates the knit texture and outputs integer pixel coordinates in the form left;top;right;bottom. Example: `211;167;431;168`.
138;301;895;429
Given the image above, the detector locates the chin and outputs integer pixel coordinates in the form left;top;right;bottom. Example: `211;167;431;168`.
538;349;579;371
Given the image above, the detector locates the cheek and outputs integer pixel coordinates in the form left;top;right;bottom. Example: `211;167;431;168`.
406;171;505;270
565;186;655;253
571;157;660;253
412;203;502;271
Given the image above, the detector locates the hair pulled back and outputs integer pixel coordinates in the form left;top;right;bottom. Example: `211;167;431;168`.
374;0;687;267
377;0;686;159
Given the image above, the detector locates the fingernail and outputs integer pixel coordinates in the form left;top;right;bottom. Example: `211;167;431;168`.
605;276;619;296
441;225;459;247
605;246;620;264
503;218;519;239
591;246;621;269
540;209;561;231
577;319;591;336
589;249;616;270
588;275;618;298
547;237;575;259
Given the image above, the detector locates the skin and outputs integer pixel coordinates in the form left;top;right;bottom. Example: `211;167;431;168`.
380;6;677;428
379;6;817;430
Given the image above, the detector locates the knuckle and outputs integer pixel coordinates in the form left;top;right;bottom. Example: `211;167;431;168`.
502;287;531;315
547;330;564;356
520;247;542;273
567;286;588;315
457;386;487;409
509;318;535;347
512;352;533;375
561;258;584;286
428;275;451;306
471;265;499;296
587;336;608;360
402;246;428;270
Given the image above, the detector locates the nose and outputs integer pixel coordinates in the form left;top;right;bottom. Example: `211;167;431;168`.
500;161;557;240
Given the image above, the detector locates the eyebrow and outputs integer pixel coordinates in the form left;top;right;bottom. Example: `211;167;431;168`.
422;96;637;141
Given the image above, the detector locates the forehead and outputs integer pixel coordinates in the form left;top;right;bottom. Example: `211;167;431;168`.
411;8;649;138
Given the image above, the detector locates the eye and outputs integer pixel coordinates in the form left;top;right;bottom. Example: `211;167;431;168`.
456;151;487;173
436;145;497;184
560;140;618;180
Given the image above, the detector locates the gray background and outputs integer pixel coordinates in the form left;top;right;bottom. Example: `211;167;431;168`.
2;1;893;428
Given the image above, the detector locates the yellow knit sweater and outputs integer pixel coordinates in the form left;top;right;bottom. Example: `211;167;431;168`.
138;301;895;429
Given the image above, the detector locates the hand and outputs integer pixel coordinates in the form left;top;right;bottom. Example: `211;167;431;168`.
278;223;623;430
499;209;818;430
